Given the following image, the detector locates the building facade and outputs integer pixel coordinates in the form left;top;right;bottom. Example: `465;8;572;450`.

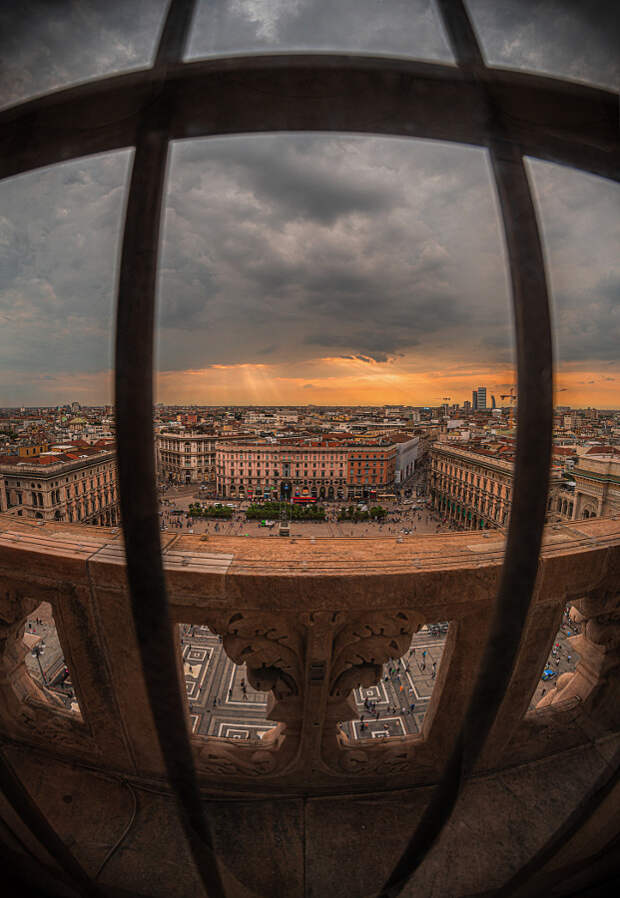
345;444;398;499
216;438;402;501
430;443;514;529
394;435;419;485
430;442;570;530
572;453;620;519
156;432;218;485
216;441;350;500
0;447;119;525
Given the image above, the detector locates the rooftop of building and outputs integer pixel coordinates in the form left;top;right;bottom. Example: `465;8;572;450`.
0;442;115;470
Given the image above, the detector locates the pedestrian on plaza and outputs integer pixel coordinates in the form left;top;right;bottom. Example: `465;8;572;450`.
228;688;232;699
410;702;415;713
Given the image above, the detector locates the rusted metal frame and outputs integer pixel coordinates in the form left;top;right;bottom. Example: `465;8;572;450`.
0;747;102;896
1;58;618;185
380;2;554;895
115;1;225;896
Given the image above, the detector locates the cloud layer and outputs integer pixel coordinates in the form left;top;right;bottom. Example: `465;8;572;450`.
0;1;618;407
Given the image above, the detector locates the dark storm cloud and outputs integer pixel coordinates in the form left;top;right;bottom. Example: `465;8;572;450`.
0;152;132;374
167;138;401;226
551;275;620;364
304;333;417;361
0;0;168;109
187;0;453;61
466;0;619;91
527;159;620;367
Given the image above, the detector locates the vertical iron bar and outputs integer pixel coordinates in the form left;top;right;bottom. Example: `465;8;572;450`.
115;1;225;896
379;2;554;895
436;0;485;71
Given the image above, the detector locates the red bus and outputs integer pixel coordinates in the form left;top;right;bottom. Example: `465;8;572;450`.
292;496;317;504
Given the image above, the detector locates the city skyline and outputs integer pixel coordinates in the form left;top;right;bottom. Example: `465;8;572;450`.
1;361;618;409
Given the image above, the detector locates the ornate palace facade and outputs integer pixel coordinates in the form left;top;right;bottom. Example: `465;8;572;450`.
0;445;118;526
156;431;218;485
430;443;515;530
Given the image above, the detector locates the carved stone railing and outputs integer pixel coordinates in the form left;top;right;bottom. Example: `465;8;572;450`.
0;516;618;794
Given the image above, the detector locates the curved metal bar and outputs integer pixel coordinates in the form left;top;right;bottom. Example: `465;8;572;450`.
379;3;554;894
115;1;225;896
1;56;617;186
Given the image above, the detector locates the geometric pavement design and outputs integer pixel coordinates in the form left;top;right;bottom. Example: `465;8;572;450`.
179;623;448;741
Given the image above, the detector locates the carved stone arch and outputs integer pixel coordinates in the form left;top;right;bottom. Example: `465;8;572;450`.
0;581;98;757
536;584;620;729
322;609;425;772
192;609;306;778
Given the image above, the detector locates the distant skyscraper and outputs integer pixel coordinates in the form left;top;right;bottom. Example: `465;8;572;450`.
464;400;471;411
472;390;478;410
476;387;487;410
491;394;496;409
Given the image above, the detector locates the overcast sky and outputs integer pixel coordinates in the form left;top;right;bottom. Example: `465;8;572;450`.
0;0;618;408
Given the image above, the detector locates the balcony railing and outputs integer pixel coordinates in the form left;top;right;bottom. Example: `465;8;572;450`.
1;516;618;793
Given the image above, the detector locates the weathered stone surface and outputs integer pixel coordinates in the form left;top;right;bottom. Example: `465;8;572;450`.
0;516;619;896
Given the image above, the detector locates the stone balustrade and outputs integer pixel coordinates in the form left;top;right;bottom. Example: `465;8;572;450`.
0;516;618;795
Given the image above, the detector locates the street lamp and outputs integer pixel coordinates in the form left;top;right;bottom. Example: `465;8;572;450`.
31;641;47;685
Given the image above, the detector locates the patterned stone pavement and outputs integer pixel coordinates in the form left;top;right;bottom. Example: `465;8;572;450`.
175;612;583;738
179;623;448;741
22;602;580;736
181;625;272;739
338;625;448;740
